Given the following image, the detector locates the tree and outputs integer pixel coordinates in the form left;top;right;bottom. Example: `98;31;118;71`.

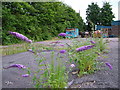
100;2;115;26
86;2;115;27
86;2;100;32
86;2;101;25
2;2;84;45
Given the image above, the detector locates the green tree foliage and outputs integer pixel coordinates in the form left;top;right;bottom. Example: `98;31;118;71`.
86;2;115;31
2;2;84;45
86;2;100;25
86;19;95;33
100;2;115;26
86;2;100;32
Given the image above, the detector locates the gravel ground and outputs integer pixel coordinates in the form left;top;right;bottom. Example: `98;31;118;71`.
2;38;119;89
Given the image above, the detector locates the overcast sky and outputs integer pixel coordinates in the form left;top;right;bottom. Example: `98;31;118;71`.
60;0;119;22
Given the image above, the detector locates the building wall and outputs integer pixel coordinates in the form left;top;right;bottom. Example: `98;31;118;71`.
108;28;112;35
111;25;120;36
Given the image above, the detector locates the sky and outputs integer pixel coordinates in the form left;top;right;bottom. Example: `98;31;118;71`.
59;0;119;22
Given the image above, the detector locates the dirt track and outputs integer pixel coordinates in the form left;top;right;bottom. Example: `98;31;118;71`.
2;38;119;89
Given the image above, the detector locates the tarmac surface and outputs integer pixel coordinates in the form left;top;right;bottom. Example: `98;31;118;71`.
2;38;119;88
70;38;119;88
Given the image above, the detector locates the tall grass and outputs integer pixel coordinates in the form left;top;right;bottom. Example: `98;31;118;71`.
32;51;68;88
66;38;107;76
2;43;29;56
2;43;55;56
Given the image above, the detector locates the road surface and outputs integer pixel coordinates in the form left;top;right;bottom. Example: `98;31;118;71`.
2;38;119;88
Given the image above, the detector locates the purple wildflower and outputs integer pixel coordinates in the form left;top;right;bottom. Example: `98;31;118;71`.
76;45;95;52
60;44;64;46
22;74;30;77
58;33;66;37
105;62;112;70
70;64;75;68
90;41;96;44
28;49;34;53
8;31;32;43
6;64;26;69
59;50;66;53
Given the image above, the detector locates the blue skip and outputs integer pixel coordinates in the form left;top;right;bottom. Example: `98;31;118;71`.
66;28;79;38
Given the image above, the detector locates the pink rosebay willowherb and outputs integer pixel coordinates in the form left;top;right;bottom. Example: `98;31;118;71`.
76;45;95;52
28;49;34;53
60;44;64;46
22;74;30;77
58;33;66;37
9;31;32;43
6;64;26;69
90;41;96;44
59;50;66;53
105;62;112;70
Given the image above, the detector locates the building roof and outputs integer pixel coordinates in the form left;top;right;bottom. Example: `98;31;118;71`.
111;20;120;25
96;25;112;30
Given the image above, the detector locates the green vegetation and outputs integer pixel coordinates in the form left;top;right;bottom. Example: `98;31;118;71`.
100;2;115;26
31;37;108;88
66;38;107;77
86;2;115;31
4;30;109;88
2;2;84;45
33;51;68;88
86;3;101;25
2;42;54;56
2;1;113;88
